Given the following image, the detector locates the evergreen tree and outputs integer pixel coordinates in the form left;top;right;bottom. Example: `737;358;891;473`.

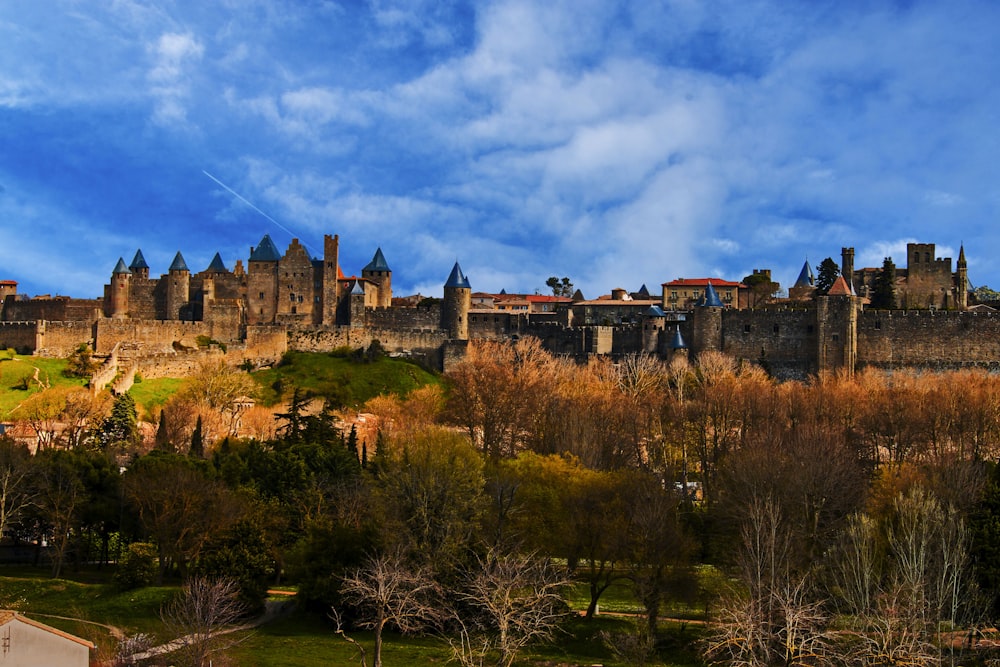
346;425;359;461
190;415;204;458
815;257;841;296
155;410;172;452
871;256;897;309
99;393;138;453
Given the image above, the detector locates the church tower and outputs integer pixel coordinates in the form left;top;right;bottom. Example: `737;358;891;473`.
957;244;968;310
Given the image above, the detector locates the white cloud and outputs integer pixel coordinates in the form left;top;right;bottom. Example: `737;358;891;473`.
148;32;204;124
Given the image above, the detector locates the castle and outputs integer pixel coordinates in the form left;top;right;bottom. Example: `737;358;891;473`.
1;235;998;382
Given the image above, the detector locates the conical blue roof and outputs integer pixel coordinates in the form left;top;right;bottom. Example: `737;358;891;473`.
445;262;471;289
351;280;366;295
250;234;282;262
129;249;149;271
646;305;666;317
169;252;189;272
669;326;688;349
206;252;228;273
793;260;814;288
112;257;131;275
637;284;650;298
363;247;391;272
703;281;723;307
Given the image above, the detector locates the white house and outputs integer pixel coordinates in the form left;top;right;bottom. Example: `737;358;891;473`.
0;611;93;666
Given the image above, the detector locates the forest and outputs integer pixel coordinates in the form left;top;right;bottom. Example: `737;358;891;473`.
3;337;1000;666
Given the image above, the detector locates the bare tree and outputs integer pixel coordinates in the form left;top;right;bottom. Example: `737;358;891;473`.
450;549;570;667
333;551;444;667
160;576;248;667
0;439;34;540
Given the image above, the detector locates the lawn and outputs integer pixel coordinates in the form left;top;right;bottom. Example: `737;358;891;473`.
252;350;440;407
0;355;85;419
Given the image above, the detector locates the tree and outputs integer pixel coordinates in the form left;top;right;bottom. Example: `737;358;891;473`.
741;271;780;308
160;576;248;667
814;257;840;296
545;276;574;297
871;256;897;309
30;449;84;577
333;551;444;667
450;549;570;667
189;416;204;458
63;343;100;378
98;392;139;454
124;453;244;580
0;438;34;540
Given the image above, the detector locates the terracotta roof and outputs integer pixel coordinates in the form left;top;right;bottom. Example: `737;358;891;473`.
662;278;745;288
525;295;573;303
827;275;853;296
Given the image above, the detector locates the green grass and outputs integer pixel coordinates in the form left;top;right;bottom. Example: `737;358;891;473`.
127;376;187;419
252;350;440;407
0;356;87;419
0;565;177;656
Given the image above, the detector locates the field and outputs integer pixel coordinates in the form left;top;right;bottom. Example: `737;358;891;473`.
0;355;85;419
0;566;706;666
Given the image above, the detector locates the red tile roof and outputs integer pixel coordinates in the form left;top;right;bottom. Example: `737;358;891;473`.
827;275;853;296
662;278;745;288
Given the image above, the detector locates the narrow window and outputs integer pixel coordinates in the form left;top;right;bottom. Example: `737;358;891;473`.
744;324;751;333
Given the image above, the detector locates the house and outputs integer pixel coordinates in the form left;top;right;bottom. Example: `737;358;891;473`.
661;278;747;310
0;610;94;666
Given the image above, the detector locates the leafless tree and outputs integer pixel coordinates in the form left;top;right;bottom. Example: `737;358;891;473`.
0;439;34;540
160;576;249;667
333;551;445;667
450;549;570;667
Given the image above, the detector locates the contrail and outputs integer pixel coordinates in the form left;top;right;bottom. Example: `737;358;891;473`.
202;170;298;239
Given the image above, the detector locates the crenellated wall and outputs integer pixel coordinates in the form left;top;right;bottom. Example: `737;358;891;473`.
857;310;1000;371
0;322;40;354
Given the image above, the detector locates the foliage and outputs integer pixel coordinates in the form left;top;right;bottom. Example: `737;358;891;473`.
114;542;158;591
972;284;1000;303
814;257;840;295
63;343;100;378
871;256;897;309
546;276;574;297
97;392;139;453
739;272;780;308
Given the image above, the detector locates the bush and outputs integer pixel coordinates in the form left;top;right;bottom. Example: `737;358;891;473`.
114;542;158;591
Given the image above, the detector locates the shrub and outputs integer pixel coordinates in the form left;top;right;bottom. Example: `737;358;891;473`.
114;542;158;591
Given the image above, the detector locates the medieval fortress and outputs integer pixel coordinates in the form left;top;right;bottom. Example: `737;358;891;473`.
1;233;999;382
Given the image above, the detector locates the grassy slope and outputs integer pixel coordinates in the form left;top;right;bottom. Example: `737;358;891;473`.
0;357;86;420
251;351;441;407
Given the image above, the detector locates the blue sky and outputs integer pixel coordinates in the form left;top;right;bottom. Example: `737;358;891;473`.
2;1;998;300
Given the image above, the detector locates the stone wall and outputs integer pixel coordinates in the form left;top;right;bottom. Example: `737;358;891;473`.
858;310;1000;370
38;321;95;357
720;307;818;378
0;322;39;354
2;297;102;323
94;319;215;355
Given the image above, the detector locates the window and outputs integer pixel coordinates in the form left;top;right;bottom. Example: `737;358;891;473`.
744;324;751;333
258;292;264;299
773;324;780;334
874;320;881;330
832;334;840;342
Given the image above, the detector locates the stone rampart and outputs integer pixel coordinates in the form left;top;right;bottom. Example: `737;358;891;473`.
94;319;215;355
858;310;1000;370
0;322;39;354
38;321;96;357
721;308;818;378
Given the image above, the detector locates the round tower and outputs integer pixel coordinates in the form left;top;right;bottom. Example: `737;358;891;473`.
166;251;190;321
642;305;666;354
362;247;392;309
691;281;723;356
442;262;471;340
109;257;131;319
129;249;150;281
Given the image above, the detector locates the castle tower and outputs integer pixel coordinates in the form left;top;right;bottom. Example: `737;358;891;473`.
691;281;723;357
321;234;340;326
817;275;858;376
667;325;689;363
442;262;471;340
362;247;392;309
166;252;190;320
841;247;855;295
642;305;666;354
957;244;968;310
349;280;367;328
788;259;816;301
247;234;281;324
129;249;150;281
109;257;131;319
